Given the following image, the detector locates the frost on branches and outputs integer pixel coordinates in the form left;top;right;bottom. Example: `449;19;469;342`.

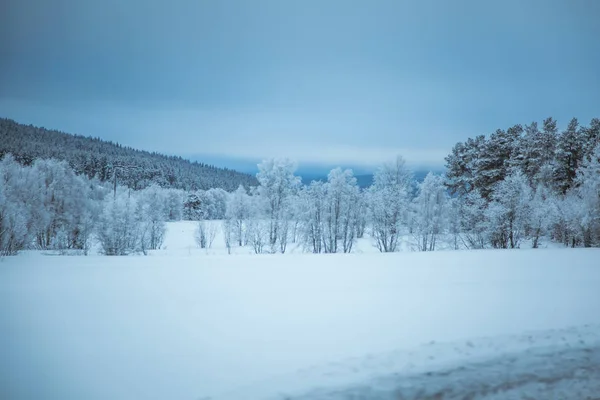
1;116;599;257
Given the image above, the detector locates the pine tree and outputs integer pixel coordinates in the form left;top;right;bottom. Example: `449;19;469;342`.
517;121;544;183
554;118;585;194
475;126;522;199
0;118;258;192
581;118;600;162
444;135;485;196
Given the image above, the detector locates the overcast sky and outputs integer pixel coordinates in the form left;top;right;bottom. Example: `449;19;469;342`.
1;0;599;169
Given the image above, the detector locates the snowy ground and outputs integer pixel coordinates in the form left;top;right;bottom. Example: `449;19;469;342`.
158;220;565;256
1;223;599;399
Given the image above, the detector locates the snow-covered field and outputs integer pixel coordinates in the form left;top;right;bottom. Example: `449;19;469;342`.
1;222;599;399
158;221;564;257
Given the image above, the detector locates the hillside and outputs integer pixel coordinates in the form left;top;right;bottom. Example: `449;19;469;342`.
0;118;258;191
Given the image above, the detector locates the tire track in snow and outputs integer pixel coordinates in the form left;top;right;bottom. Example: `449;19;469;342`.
206;325;600;400
287;345;600;400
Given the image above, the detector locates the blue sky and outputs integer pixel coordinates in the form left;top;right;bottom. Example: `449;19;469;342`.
1;0;599;170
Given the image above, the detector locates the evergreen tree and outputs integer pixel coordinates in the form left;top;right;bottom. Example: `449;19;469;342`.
517;121;544;183
581;118;600;163
0;118;258;192
554;117;584;194
475;126;522;199
444;135;485;196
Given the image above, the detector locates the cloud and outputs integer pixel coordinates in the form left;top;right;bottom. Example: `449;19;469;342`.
1;0;599;171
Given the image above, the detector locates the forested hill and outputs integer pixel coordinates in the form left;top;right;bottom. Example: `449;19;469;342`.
0;118;258;191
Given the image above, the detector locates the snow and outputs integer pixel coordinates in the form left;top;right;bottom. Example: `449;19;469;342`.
216;325;600;399
159;221;565;257
1;222;599;399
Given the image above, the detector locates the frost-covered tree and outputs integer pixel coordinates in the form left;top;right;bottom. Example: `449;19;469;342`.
0;118;258;192
226;185;251;246
136;185;167;252
183;192;203;220
551;193;580;248
412;172;448;251
0;154;102;255
96;191;140;255
444;136;485;196
458;190;488;250
528;184;557;248
484;171;533;249
321;168;359;253
191;188;228;249
446;197;463;250
554;118;585;194
164;189;184;221
369;156;412;252
222;219;233;254
517;121;552;185
354;192;367;239
297;181;326;253
581;118;600;162
195;220;218;249
475;125;522;199
185;188;228;221
444;116;599;249
571;144;600;247
0;155;31;255
30;159;95;251
241;191;269;254
204;188;228;220
256;158;301;253
288;194;303;245
246;218;269;254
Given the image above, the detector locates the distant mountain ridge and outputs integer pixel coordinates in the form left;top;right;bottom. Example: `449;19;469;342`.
189;154;443;189
300;170;443;189
0;118;258;191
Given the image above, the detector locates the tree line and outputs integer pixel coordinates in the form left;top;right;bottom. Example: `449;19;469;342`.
1;116;598;256
445;117;600;248
0;118;257;191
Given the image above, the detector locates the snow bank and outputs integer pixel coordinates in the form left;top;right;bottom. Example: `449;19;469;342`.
1;249;599;399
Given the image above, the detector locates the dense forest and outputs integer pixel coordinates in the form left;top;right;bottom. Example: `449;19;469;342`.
1;116;599;256
0;118;257;191
445;117;600;248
